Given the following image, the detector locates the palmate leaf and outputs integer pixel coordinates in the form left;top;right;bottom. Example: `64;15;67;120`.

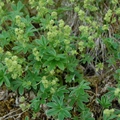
69;80;90;110
31;99;41;112
54;86;69;97
46;96;72;120
11;1;24;12
35;35;48;47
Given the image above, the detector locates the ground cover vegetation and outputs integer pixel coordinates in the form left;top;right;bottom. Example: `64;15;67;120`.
0;0;120;119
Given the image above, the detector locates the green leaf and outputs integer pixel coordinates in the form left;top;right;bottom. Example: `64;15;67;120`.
25;116;29;120
17;1;24;11
12;45;23;53
35;36;48;47
47;102;58;108
46;108;59;116
78;100;85;110
63;109;71;117
4;76;10;87
58;112;64;120
40;83;45;92
47;96;72;119
57;62;65;70
47;48;56;56
48;61;56;70
0;80;3;86
31;99;40;112
19;86;24;95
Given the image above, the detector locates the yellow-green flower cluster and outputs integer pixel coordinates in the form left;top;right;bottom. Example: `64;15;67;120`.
32;48;40;61
71;50;77;55
84;0;98;11
102;25;109;31
78;9;85;21
5;51;12;56
37;1;47;17
114;88;120;96
0;47;3;54
29;0;35;8
75;6;99;38
103;109;114;116
15;15;25;28
51;11;57;19
95;63;103;72
36;0;54;17
104;9;112;22
118;114;120;118
74;6;79;13
46;0;54;5
111;0;118;4
79;25;89;36
114;88;120;104
78;41;85;52
19;102;30;111
47;18;71;48
15;28;24;41
0;1;4;17
4;56;23;79
50;70;55;75
64;25;71;37
115;8;120;15
41;76;58;90
15;15;26;43
50;78;58;94
51;78;58;86
41;76;49;88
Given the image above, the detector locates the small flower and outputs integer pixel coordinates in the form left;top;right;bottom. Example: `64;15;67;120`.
111;0;118;4
51;11;57;19
59;19;65;28
64;39;70;44
0;47;3;53
103;109;110;116
114;88;120;96
115;8;120;15
15;15;21;20
50;88;55;94
51;80;56;85
102;25;109;31
78;41;84;46
74;6;79;12
50;70;55;75
50;20;54;25
19;96;25;103
104;9;112;22
12;60;18;66
11;56;18;61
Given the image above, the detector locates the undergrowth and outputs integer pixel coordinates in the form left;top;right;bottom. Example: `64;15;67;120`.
0;0;120;120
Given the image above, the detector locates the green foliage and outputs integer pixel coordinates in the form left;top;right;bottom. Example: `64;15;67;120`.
0;0;120;119
97;95;111;109
69;81;90;110
46;96;72;120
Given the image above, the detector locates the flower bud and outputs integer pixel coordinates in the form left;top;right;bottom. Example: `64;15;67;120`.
0;47;3;53
51;12;57;19
114;88;120;96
